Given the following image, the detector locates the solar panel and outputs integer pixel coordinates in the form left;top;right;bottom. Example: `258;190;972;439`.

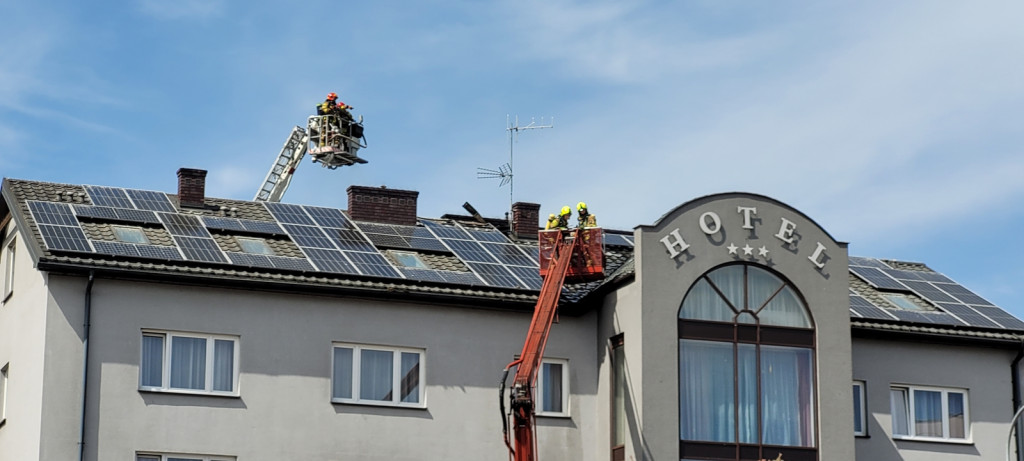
507;265;543;290
159;213;211;237
268;255;315;271
136;244;184;260
358;223;400;235
849;257;891;269
408;237;448;252
303;248;358;274
28;201;79;226
92;240;140;257
849;266;907;291
241;220;285;235
900;280;958;304
463;227;509;243
481;242;536;267
915;271;955;284
38;224;93;252
972;306;1024;330
327;228;376;252
346;251;402;278
400;268;448;283
422;220;472;240
202;216;247;232
113;208;160;224
227;252;273;268
73;205;120;221
936;303;1002;329
365;233;409;249
85;186;135;209
264;202;316;225
202;216;284;235
466;262;523;288
305;206;351;228
603;233;634;247
848;295;897;320
933;283;994;306
283;224;335;249
126;189;177;212
445;239;498;263
883;269;926;281
174;236;227;263
440;270;484;285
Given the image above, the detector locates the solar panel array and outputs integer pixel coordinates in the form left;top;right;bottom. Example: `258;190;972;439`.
27;201;94;253
420;220;540;289
849;257;1024;330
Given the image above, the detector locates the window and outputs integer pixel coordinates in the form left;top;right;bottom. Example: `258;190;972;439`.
0;363;8;424
390;250;428;269
679;264;816;460
332;343;424;407
113;225;149;244
236;237;273;255
140;331;238;395
884;294;923;311
3;238;14;301
137;453;234;461
537;358;569;416
891;385;968;441
853;381;867;436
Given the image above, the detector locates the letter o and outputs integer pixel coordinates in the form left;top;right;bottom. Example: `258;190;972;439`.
699;211;722;235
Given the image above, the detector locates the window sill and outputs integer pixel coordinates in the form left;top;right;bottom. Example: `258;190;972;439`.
139;388;240;398
893;435;972;445
331;399;426;410
536;412;571;419
854;433;869;438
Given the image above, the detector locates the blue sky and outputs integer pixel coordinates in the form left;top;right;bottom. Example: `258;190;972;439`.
2;1;1023;317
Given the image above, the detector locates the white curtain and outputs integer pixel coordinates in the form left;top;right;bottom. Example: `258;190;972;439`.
914;390;943;437
541;362;563;412
737;345;758;443
170;336;206;390
141;335;163;387
948;392;966;438
891;389;909;436
759;286;811;327
707;265;744;312
679;340;735;442
761;345;814;446
333;347;353;399
213;340;234;392
680;278;736;322
360;349;393;401
400;352;420;403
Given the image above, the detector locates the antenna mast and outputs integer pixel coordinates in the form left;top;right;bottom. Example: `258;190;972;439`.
477;115;554;229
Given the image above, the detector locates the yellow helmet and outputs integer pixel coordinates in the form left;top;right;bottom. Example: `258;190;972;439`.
560;206;571;216
577;202;587;212
548;213;556;220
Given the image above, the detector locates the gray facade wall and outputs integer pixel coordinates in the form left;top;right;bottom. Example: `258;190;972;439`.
632;193;854;460
597;279;643;459
0;224;51;461
852;336;1017;461
41;275;599;461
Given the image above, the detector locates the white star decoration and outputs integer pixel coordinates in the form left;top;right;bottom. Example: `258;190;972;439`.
727;243;738;254
758;246;769;257
742;245;753;256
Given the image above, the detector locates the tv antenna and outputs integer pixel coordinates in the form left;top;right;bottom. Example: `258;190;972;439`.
477;115;554;227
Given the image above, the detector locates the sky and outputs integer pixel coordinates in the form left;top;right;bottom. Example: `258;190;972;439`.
1;1;1023;317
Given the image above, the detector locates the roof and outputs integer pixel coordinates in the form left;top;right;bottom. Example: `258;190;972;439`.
3;177;1021;340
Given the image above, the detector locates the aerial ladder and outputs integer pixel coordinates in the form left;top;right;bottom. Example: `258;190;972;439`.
500;227;604;461
254;114;368;202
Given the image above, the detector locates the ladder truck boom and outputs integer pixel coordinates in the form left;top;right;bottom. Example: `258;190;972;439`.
254;126;309;202
501;227;604;461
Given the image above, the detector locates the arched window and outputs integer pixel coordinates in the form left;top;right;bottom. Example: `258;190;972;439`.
679;264;817;461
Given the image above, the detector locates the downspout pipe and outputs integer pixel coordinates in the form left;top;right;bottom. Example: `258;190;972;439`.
1012;338;1024;461
78;271;95;461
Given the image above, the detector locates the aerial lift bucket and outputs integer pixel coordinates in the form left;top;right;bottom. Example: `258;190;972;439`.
538;228;604;282
307;115;368;169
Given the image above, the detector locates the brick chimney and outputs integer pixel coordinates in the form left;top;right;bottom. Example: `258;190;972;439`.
347;185;418;226
177;168;207;208
512;202;541;240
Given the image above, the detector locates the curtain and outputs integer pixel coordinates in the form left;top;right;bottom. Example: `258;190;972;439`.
761;345;814;446
333;347;353;399
170;336;206;390
542;362;563;412
141;335;164;387
747;267;783;312
948;392;966;438
212;340;234;392
737;344;757;443
759;286;811;327
680;340;735;442
891;389;909;436
360;349;393;401
707;265;744;312
680;278;735;322
914;390;943;437
400;352;420;403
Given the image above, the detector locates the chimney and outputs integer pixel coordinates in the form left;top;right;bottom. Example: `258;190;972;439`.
512;202;541;240
347;185;418;226
177;168;207;208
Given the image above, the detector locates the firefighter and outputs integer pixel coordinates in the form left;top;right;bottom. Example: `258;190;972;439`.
577;202;597;228
556;206;572;229
317;92;355;137
545;213;559;230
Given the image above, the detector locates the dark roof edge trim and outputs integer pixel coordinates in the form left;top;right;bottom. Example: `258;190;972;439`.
852;320;1023;347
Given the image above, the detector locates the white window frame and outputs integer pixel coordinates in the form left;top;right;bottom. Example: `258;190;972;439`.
112;225;150;244
0;363;8;425
853;380;867;436
331;343;425;408
3;237;15;302
536;358;570;417
890;385;970;443
139;330;240;396
136;453;234;461
389;250;428;269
